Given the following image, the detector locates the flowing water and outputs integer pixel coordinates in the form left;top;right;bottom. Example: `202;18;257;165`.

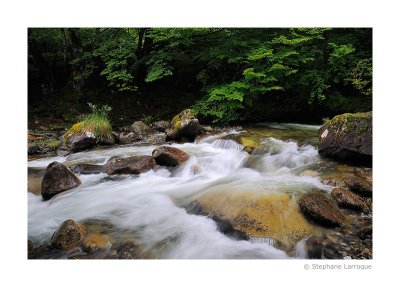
28;123;358;259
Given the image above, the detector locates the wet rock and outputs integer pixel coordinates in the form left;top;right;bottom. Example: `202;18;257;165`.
321;178;346;188
118;242;141;259
28;142;41;155
28;244;64;259
331;188;368;212
64;131;97;152
193;191;313;248
28;174;43;195
357;225;372;240
152;120;171;132
315;231;372;259
146;133;167;145
152;146;189;167
56;148;70;156
354;168;373;183
305;236;323;259
51;219;87;251
118;131;141;144
318;112;372;165
105;156;156;175
202;126;214;133
242;146;255;154
298;193;345;228
69;164;105;174
130;121;152;136
167;109;202;142
344;176;372;197
41;162;81;200
185;201;248;240
82;234;112;253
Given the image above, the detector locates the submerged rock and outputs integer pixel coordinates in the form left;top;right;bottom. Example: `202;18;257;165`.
104;156;156;175
41;162;81;200
318;112;372;165
344;176;372;197
331;188;368;212
82;234;112;253
117;242;141;259
298;193;345;228
51;219;87;251
152;146;189;167
69;164;105;174
167;109;202;142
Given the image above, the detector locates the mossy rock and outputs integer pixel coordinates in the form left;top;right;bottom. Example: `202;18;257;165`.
168;109;201;142
318;112;372;166
196;189;313;248
171;109;197;129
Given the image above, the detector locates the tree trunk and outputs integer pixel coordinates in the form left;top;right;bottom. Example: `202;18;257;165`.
61;28;84;95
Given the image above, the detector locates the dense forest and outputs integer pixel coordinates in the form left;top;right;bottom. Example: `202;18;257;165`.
28;28;372;125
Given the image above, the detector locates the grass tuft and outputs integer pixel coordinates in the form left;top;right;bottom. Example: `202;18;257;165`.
63;103;113;142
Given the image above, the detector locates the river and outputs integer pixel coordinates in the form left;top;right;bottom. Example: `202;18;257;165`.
28;123;363;259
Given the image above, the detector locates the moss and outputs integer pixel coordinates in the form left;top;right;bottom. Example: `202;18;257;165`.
171;109;197;129
64;122;84;138
330;112;370;125
174;120;183;129
327;112;371;137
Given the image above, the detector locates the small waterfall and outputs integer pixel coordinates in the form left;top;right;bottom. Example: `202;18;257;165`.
295;237;308;259
211;139;243;150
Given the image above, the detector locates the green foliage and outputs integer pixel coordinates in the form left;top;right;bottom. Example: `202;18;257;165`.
145;53;174;82
93;29;137;91
29;28;372;124
194;82;248;123
350;58;372;97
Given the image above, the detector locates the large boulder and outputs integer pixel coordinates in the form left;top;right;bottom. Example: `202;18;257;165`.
191;190;313;249
298;193;345;228
167;109;202;142
104;156;156;175
51;219;87;251
318;112;372;165
331;188;368;212
152;146;189;167
41;162;81;201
